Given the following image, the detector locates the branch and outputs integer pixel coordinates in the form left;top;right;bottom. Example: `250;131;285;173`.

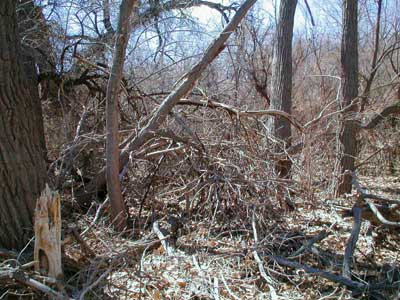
361;101;400;129
135;0;237;26
267;255;367;291
342;206;362;278
76;0;257;203
0;267;71;300
178;99;304;131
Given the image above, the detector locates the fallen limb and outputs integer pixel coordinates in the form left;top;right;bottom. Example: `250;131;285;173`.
365;200;400;226
342;206;362;278
267;255;368;291
351;172;400;227
0;267;71;300
361;101;400;129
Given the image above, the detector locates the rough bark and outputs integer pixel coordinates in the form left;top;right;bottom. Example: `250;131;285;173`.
337;0;359;195
0;0;47;249
268;0;297;179
106;0;138;230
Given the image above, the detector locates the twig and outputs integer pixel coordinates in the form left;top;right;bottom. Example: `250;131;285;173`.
366;200;400;227
70;227;96;257
251;209;278;300
289;230;329;258
77;268;112;300
351;172;400;227
213;277;220;300
152;221;174;255
220;273;241;300
0;267;71;300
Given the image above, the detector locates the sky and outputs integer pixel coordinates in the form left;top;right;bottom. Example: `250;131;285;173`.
190;0;318;31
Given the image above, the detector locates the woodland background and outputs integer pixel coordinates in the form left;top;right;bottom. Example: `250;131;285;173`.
0;0;399;299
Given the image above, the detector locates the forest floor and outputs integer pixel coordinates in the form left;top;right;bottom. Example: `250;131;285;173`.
55;175;400;300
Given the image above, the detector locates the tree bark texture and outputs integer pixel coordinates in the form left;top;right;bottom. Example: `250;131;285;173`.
106;0;138;230
0;0;47;249
337;0;359;195
268;0;297;178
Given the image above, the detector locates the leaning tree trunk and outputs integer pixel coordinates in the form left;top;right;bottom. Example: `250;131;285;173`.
0;0;47;249
267;0;297;206
106;0;138;231
337;0;358;195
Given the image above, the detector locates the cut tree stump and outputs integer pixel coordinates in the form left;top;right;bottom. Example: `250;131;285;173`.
34;184;63;279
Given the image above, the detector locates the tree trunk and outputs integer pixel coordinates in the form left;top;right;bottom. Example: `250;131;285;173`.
106;0;138;230
337;0;358;195
0;0;47;249
269;0;297;175
267;0;297;207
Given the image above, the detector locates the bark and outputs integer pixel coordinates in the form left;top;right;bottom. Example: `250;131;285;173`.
0;0;47;249
337;0;359;195
106;0;138;230
268;0;297;179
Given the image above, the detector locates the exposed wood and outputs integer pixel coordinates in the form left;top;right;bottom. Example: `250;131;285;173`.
34;185;63;279
289;230;329;258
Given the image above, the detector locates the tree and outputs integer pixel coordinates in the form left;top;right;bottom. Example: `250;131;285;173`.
336;0;358;195
268;0;297;205
0;0;47;249
106;0;138;230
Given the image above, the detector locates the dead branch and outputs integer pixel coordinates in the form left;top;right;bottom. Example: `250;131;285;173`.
251;209;278;300
289;230;329;258
76;0;257;203
0;267;71;300
361;101;400;129
351;172;400;227
342;206;362;279
178;99;304;131
267;255;367;291
153;221;175;256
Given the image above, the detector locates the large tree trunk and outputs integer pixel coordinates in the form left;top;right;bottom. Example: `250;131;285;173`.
336;0;359;195
0;0;47;249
